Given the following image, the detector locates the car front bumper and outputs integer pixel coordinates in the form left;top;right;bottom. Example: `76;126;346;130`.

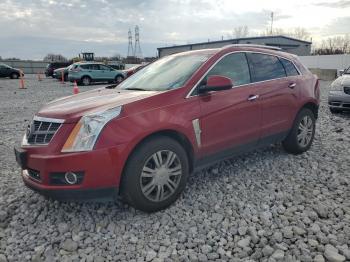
328;90;350;110
14;145;123;201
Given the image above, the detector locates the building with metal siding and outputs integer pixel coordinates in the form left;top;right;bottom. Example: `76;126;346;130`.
157;35;312;57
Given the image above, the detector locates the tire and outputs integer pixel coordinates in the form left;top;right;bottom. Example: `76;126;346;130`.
282;108;316;155
10;73;19;79
330;108;341;114
114;75;124;84
121;136;189;212
81;76;91;86
64;74;68;82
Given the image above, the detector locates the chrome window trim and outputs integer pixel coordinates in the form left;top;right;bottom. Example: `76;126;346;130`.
185;50;302;98
22;116;65;147
33;115;65;123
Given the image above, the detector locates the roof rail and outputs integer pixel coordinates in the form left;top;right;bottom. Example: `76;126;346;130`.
222;44;282;51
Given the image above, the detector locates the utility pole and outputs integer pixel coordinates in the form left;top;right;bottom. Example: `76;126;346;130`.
270;12;274;35
127;29;134;57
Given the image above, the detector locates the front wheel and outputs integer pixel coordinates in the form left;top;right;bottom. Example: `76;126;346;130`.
121;136;189;212
81;76;91;86
282;108;316;155
10;73;19;79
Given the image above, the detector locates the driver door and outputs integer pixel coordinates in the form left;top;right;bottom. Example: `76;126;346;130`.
197;52;262;157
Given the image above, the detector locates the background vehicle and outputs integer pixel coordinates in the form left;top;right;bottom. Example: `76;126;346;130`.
0;63;22;79
68;62;125;85
123;63;149;78
328;66;350;113
45;62;71;77
53;65;72;81
15;45;319;212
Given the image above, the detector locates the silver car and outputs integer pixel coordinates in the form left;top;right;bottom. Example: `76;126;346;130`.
328;66;350;113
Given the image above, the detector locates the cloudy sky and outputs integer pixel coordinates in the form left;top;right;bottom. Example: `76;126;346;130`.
0;0;349;59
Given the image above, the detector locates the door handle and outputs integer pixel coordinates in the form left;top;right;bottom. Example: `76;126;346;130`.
248;94;259;101
289;82;296;89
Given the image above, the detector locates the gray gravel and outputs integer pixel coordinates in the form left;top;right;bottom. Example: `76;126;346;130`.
0;75;349;261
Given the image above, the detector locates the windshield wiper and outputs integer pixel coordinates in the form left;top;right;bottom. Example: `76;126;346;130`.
124;87;148;91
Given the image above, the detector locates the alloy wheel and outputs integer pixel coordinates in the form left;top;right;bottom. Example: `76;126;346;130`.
297;115;314;147
140;150;182;202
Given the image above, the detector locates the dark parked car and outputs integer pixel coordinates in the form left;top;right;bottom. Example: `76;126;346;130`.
328;66;350;113
15;45;320;212
0;63;22;79
45;62;71;77
53;65;73;81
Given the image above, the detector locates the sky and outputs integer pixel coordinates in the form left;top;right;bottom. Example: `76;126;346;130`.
0;0;349;60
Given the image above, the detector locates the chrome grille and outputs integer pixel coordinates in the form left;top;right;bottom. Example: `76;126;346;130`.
26;117;63;145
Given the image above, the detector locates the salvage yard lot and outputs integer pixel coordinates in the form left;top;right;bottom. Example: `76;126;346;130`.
0;75;349;261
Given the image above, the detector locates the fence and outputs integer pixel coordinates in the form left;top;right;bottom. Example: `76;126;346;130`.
299;54;350;71
1;60;48;74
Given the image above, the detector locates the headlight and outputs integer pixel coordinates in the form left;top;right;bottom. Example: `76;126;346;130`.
62;106;122;152
330;82;343;91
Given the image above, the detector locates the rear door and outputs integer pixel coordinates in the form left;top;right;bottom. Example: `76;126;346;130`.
246;53;300;139
99;65;115;80
197;52;262;156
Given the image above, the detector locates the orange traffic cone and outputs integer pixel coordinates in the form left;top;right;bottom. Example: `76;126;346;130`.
19;69;26;89
73;81;79;94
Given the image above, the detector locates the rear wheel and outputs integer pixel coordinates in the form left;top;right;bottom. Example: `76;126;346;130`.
114;75;124;83
81;76;91;86
10;72;19;79
282;108;316;155
64;74;68;82
121;136;189;212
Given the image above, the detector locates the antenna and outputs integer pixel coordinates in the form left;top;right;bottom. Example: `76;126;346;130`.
127;29;134;57
134;25;143;58
270;12;274;35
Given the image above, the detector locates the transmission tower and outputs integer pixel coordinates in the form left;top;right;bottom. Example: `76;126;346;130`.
134;25;143;58
127;29;134;57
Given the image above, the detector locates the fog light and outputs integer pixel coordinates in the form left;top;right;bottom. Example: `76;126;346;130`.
65;172;78;185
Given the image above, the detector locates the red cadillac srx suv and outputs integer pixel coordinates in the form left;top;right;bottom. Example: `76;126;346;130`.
15;45;320;212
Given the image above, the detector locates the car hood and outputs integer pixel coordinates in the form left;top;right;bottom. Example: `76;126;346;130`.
333;74;350;86
36;88;161;123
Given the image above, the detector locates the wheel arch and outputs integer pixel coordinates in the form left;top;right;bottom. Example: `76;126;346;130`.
301;101;319;119
119;129;195;189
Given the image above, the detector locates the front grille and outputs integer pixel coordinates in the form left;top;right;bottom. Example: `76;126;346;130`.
26;118;62;145
344;86;350;95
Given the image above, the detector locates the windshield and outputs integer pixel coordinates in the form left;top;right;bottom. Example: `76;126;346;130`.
118;53;212;91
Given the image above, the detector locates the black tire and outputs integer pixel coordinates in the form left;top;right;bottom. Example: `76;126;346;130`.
330;108;341;114
81;76;91;86
64;74;68;82
282;108;316;155
10;72;19;79
114;75;124;83
121;136;189;212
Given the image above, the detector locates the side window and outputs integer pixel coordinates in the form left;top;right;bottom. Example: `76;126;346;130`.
205;53;250;86
246;53;286;82
280;58;299;76
80;65;89;70
100;65;110;70
90;64;100;70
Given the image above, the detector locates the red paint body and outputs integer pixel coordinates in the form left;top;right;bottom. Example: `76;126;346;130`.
19;46;320;197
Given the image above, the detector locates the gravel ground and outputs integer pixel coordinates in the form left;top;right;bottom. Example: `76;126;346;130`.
0;75;349;262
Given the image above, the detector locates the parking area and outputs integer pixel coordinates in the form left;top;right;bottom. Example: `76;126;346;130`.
0;75;349;261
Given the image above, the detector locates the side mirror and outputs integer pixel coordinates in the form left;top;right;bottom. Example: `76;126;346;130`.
339;70;344;76
198;75;233;94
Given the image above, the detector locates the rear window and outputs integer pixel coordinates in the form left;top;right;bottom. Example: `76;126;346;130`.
280;58;299;76
246;53;286;82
